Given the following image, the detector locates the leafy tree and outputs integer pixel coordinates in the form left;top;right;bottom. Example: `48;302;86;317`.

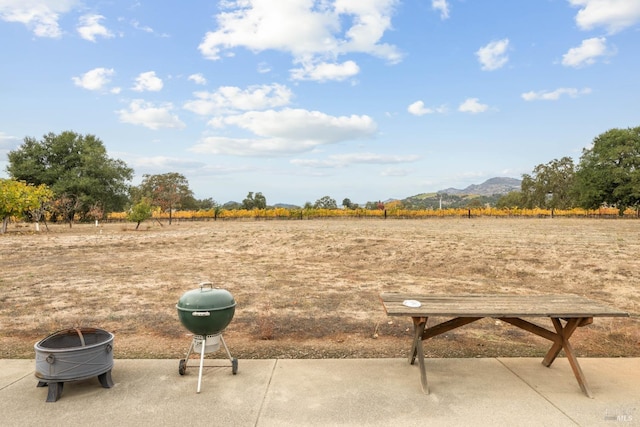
0;179;53;233
127;197;153;230
87;202;104;224
496;191;524;208
223;201;242;210
136;173;193;224
314;196;337;209
242;191;267;209
365;200;385;210
342;198;353;209
181;196;218;211
574;127;640;215
50;194;82;226
6;131;133;221
465;198;484;209
198;198;218;210
521;157;576;210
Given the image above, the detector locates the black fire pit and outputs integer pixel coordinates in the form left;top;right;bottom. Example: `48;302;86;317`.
34;327;114;402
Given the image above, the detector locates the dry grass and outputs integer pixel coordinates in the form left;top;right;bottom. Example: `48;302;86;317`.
0;218;638;359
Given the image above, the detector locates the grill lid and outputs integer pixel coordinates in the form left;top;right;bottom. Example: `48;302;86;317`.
176;282;236;312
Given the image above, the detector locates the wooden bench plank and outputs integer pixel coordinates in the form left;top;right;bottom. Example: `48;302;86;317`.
380;293;629;318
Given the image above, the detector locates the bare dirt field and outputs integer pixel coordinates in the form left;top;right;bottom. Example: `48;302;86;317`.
1;218;638;360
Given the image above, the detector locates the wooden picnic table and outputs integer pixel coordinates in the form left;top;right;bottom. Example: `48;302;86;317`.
380;293;630;398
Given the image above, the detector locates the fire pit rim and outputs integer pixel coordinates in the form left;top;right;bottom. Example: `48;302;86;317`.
34;328;114;353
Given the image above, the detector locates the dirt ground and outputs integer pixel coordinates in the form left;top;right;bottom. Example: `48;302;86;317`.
0;218;638;360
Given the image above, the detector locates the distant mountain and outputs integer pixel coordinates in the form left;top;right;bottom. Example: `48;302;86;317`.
273;203;300;209
220;177;522;209
400;177;522;209
438;177;521;196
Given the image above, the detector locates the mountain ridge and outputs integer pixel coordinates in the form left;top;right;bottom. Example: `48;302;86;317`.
436;177;522;196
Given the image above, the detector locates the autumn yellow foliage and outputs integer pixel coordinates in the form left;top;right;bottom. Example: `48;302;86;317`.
106;206;637;222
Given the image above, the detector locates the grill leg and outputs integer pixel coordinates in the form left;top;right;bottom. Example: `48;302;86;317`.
220;335;233;362
220;335;238;375
196;337;206;393
182;339;196;371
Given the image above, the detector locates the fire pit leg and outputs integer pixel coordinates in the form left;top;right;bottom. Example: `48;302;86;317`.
98;370;114;388
45;382;63;403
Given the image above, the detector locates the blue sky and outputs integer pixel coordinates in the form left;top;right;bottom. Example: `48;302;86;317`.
1;0;639;206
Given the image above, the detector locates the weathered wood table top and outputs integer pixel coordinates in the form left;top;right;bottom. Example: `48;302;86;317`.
380;293;630;318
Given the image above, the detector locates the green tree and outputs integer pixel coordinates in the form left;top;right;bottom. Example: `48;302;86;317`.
127;197;153;230
0;179;53;233
242;191;267;209
521;157;576;210
342;198;353;209
364;200;385;210
465;198;484;209
181;196;218;211
574;127;640;215
314;196;337;209
6;131;133;222
136;173;193;224
496;191;524;209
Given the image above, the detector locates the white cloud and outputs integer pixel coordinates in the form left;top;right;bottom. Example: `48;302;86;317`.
291;152;419;168
188;73;207;85
72;67;115;91
432;0;450;20
132;71;163;92
131;19;153;33
476;39;509;71
257;62;271;74
0;131;20;155
133;156;205;170
77;14;113;42
521;87;592;101
290;60;360;82
0;0;79;38
184;83;293;115
407;100;447;116
191;108;377;156
569;0;640;34
458;98;489;113
381;167;410;177
117;100;185;130
198;0;402;81
562;37;610;67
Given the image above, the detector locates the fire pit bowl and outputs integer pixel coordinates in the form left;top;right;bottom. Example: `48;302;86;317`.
34;327;114;402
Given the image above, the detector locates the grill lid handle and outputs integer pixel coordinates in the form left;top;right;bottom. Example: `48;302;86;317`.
199;281;214;291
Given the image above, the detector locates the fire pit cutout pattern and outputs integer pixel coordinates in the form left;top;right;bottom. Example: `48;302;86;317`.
34;327;114;402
